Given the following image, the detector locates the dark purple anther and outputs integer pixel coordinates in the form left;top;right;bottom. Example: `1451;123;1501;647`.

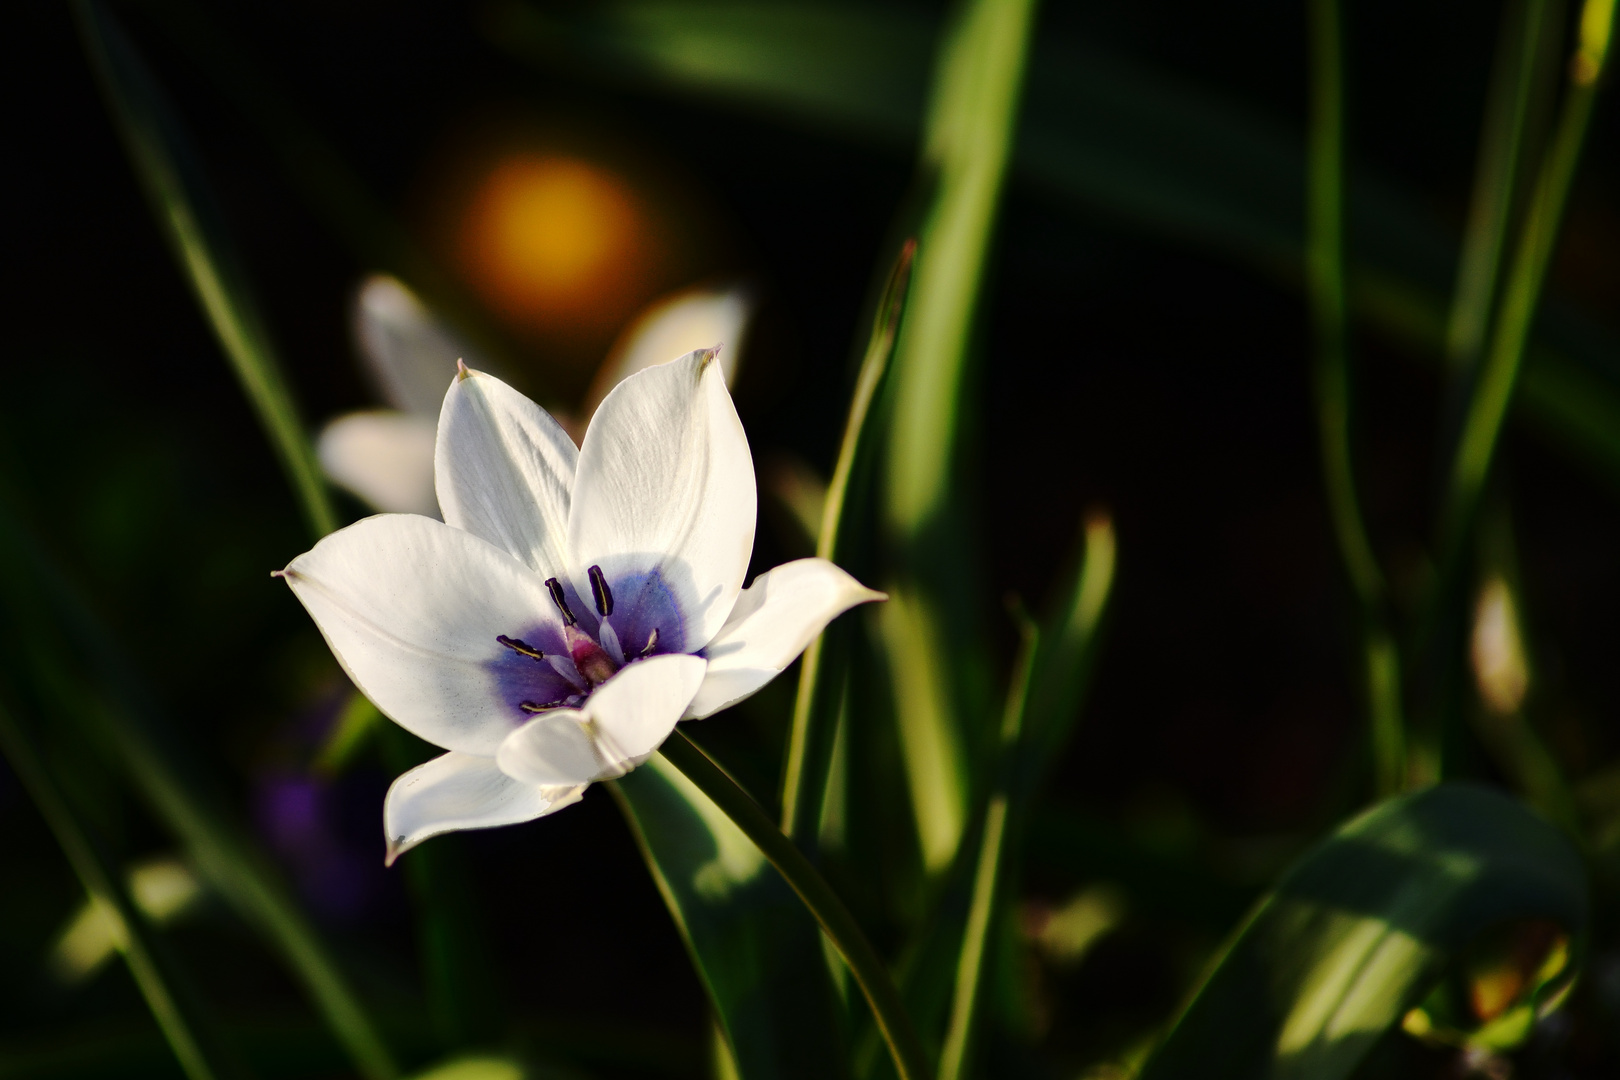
588;565;614;617
496;634;544;660
545;577;577;626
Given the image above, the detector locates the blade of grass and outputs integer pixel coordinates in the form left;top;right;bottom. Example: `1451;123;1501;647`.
1305;0;1407;796
141;0;522;384
880;0;1040;877
936;619;1037;1080
0;698;242;1080
0;498;400;1080
658;730;933;1080
492;3;1620;501
73;0;336;538
1445;0;1564;374
1436;0;1615;576
781;239;917;843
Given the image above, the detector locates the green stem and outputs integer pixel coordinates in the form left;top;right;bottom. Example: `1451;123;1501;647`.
1437;0;1614;570
937;624;1038;1080
659;730;933;1080
781;240;916;840
1307;0;1406;791
0;700;241;1080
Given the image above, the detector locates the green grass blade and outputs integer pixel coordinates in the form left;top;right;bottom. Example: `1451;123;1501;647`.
936;623;1037;1080
491;2;1620;498
1445;0;1563;372
781;240;916;843
73;0;337;538
1436;0;1614;569
612;756;852;1080
1135;784;1588;1080
1304;0;1407;795
880;0;1040;876
0;503;400;1080
0;699;243;1080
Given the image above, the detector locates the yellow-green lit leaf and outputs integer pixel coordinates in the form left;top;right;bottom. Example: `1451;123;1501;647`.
1136;784;1588;1080
405;1055;524;1080
613;758;848;1080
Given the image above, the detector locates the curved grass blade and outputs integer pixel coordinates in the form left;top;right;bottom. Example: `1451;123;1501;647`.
781;239;916;844
612;756;851;1080
490;2;1620;497
73;0;337;538
880;0;1040;877
1135;783;1588;1080
1435;0;1614;579
0;499;400;1080
653;732;933;1080
0;698;243;1080
936;620;1037;1080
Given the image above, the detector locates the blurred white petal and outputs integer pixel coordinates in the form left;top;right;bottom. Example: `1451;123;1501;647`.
353;274;488;416
318;410;440;516
582;286;752;422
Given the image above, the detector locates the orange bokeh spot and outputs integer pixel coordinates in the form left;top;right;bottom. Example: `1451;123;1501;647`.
454;155;656;343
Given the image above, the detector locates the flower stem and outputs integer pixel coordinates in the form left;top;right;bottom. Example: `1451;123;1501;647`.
1306;0;1407;794
659;730;934;1080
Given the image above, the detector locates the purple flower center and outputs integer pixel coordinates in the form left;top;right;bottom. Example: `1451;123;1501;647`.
490;564;683;721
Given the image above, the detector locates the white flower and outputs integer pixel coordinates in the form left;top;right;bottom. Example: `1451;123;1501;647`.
279;349;880;862
317;276;752;517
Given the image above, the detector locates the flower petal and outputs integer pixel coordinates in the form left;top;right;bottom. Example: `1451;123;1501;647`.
581;285;753;423
317;410;439;516
436;367;579;579
569;349;756;653
383;751;584;864
685;558;884;719
496;653;707;784
353;274;488;417
279;514;571;755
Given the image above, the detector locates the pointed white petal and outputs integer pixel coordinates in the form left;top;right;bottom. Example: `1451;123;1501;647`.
686;558;884;719
318;410;440;516
353;274;488;417
383;751;584;864
496;654;707;784
582;286;753;422
569;350;756;654
436;367;578;577
279;514;573;755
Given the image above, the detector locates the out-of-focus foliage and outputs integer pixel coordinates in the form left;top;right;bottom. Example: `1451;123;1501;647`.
9;0;1620;1077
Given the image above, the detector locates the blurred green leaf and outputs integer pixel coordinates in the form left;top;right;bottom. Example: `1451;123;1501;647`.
781;240;916;846
0;699;243;1080
1135;783;1588;1080
73;0;337;538
0;501;400;1080
612;757;849;1080
879;0;1039;878
490;0;1620;494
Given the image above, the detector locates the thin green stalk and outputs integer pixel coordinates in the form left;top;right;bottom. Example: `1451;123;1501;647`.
1437;0;1615;567
1307;0;1406;792
1446;0;1561;372
937;624;1038;1080
0;500;399;1080
74;0;337;538
0;699;240;1080
781;240;917;841
659;731;933;1080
